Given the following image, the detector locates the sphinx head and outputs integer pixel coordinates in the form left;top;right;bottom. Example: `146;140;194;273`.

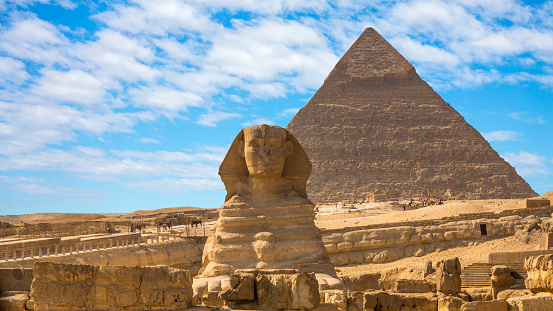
239;125;293;179
219;124;311;201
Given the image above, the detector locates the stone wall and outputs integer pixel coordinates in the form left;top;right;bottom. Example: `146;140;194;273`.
0;238;203;274
322;214;540;266
0;268;33;293
29;262;193;311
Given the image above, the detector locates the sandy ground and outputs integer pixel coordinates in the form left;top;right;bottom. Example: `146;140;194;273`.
315;199;521;230
0;206;205;224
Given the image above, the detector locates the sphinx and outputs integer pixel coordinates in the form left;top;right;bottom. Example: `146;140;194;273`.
198;124;336;277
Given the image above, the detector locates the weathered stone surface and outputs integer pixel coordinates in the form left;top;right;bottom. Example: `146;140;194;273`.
29;262;193;311
0;291;29;311
525;254;553;292
463;288;492;302
256;272;320;310
220;272;255;301
31;261;97;310
460;300;508;311
363;290;437;311
287;27;536;203
496;289;532;300
506;295;553;311
199;125;337;278
491;265;516;299
340;272;381;291
0;268;33;292
436;257;461;295
438;295;464;311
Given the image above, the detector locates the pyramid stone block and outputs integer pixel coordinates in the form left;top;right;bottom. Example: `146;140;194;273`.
287;28;537;203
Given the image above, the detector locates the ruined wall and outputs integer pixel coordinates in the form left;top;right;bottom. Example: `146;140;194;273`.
322;214;541;266
0;268;33;292
29;262;193;311
2;239;203;274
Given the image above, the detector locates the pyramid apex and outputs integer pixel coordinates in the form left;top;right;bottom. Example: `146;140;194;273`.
329;28;416;80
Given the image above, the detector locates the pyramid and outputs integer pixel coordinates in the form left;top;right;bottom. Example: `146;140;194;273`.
287;28;537;203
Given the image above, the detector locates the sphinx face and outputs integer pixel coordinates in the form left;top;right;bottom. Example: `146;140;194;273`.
241;125;292;178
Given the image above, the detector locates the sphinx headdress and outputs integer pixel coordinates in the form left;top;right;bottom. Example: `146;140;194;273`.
218;125;312;201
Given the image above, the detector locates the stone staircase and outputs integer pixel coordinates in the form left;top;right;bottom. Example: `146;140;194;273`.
461;263;528;288
461;263;493;288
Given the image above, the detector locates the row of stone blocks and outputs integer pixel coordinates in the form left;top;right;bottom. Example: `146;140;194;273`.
0;232;184;265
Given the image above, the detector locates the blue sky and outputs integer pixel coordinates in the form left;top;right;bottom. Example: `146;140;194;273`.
0;0;551;215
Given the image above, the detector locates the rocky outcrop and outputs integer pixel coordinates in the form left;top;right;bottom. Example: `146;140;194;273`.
436;257;461;296
490;265;516;299
287;27;537;203
194;269;320;310
323;214;541;266
362;291;437;311
29;262;193;311
524;253;553;292
506;295;553;310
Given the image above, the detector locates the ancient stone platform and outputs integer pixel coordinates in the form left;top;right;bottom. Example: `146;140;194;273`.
287;27;537;203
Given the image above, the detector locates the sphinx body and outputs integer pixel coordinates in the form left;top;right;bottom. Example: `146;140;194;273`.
198;125;336;278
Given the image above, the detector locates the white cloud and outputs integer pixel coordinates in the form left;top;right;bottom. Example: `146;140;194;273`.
126;177;224;193
0;146;225;185
205;19;338;92
128;85;203;114
196;111;241;127
0;56;29;84
502;151;550;177
482;130;521;142
94;0;216;35
138;137;160;144
503;151;547;167
390;36;460;67
279;107;300;117
507;112;545;124
0;15;66;64
31;69;109;106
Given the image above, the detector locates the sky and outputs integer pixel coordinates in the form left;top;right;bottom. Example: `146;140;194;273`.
0;0;552;215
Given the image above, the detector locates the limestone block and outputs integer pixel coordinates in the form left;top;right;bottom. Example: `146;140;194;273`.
436;257;461;295
0;268;33;292
373;251;388;263
496;289;532;300
506;295;553;310
325;243;337;252
337;242;353;250
438;295;464;311
323;233;343;244
323;290;347;311
256;272;320;310
464;288;492;301
346;291;363;311
31;262;97;310
348;251;365;264
139;265;193;309
340;272;381;291
316;273;345;291
220;272;255;301
524;254;553;293
363;291;437;311
444;232;455;241
490;265;515;299
387;248;404;262
0;291;29;311
92;265;141;309
460;300;508;311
